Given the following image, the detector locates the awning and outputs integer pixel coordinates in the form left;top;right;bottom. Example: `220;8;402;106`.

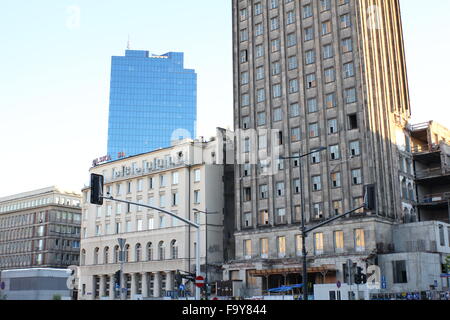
249;265;336;277
268;284;303;293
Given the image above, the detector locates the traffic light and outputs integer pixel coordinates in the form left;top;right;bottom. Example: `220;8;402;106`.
114;270;121;286
364;184;376;211
354;267;367;285
90;174;104;205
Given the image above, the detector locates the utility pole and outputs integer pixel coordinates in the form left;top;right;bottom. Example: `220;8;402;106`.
118;238;126;300
193;208;221;300
282;147;327;301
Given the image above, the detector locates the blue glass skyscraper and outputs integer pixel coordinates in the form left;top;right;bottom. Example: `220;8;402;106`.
107;50;197;160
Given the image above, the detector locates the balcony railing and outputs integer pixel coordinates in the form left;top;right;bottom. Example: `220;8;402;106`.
412;143;441;154
415;167;444;179
419;193;450;204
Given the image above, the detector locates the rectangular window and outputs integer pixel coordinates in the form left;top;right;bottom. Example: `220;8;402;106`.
194;169;201;182
194;190;200;204
276;208;286;224
172;172;179;185
314;233;324;255
350;140;361;156
277;236;286;257
244;240;252;259
243;212;252;228
243;187;252;202
276;182;285;197
355;229;365;252
393;260;408;284
296;235;303;256
332;200;343;216
259;210;269;226
334;231;344;252
260;238;269;258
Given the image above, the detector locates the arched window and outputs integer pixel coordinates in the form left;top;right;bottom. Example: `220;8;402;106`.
94;247;99;264
81;249;86;266
104;247;109;264
170;240;178;259
125;244;130;262
114;245;119;263
135;243;142;262
408;183;414;201
146;242;153;261
158;241;165;260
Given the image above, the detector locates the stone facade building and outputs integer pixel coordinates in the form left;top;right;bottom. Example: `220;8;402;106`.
0;187;82;271
78;128;234;300
227;0;416;296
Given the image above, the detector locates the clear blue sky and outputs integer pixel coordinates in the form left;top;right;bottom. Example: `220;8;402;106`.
0;0;448;197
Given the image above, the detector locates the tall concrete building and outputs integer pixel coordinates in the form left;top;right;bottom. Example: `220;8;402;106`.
226;0;417;297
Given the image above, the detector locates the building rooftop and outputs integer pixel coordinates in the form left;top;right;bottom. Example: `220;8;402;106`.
0;186;80;204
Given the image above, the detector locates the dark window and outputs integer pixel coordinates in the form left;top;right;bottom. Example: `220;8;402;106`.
348;114;358;130
393;260;408;283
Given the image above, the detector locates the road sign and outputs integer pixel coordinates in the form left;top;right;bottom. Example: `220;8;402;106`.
179;284;185;291
381;275;387;289
336;281;341;289
195;276;205;288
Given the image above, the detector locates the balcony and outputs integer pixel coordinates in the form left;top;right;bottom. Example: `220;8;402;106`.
417;193;450;207
415;166;450;180
412;143;441;155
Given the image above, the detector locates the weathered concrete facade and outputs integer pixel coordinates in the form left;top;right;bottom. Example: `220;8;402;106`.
410;121;450;223
228;0;415;296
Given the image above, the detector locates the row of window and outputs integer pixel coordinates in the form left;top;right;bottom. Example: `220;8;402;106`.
239;0;350;19
89;189;201;220
0;211;46;228
242;197;365;227
242;227;365;260
92;169;201;198
242;168;363;203
89;214;184;238
242;118;360;147
241;84;357;108
0;197;81;214
241;59;354;88
81;240;180;265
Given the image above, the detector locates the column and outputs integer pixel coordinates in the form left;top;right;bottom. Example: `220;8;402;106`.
166;271;174;292
131;273;137;300
109;274;115;300
99;275;106;299
142;272;148;299
154;272;161;298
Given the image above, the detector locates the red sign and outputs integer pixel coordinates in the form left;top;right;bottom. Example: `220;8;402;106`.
195;276;205;288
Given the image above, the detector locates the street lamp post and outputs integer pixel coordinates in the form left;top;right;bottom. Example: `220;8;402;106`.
193;208;220;300
281;146;327;301
117;238;126;300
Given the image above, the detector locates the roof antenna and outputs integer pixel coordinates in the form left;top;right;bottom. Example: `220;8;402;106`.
127;34;131;50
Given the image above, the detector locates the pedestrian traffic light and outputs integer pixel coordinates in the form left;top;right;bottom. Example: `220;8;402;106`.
90;174;104;205
364;184;376;211
114;270;121;286
354;267;367;285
